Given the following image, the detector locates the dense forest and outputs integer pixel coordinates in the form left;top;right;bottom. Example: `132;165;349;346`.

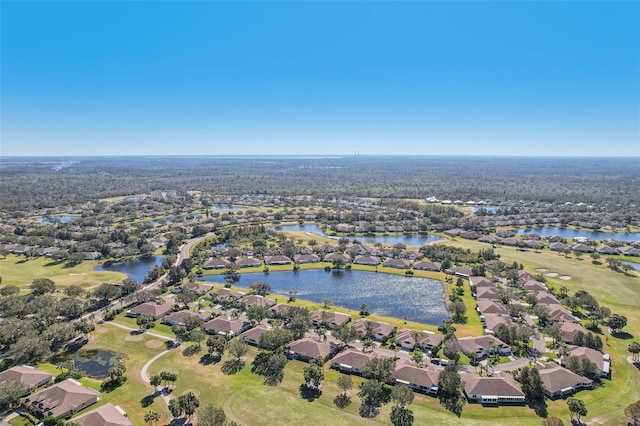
1;156;638;210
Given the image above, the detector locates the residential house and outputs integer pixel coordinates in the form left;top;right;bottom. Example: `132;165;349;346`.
393;365;441;396
571;243;594;253
561;347;610;378
382;258;412;269
475;286;501;301
395;329;443;352
241;294;276;309
286;338;337;362
596;245;617;255
523;280;547;292
353;255;381;266
457;335;511;359
24;379;99;419
213;288;246;303
324;253;351;263
447;266;473;279
469;276;494;289
163;310;210;327
178;282;212;296
264;255;292;265
83;252;102;261
346;244;373;256
0;366;52;394
293;254;319;264
241;324;271;346
331;348;378;374
310;311;351;329
202;317;251;337
352;319;395;342
236;257;261;268
203;258;230;269
549;242;570;252
73;403;132;426
548;305;579;323
619;246;640;257
483;314;517;335
460;372;526;405
476;300;509;316
535;363;593;398
126;302;173;320
413;261;442;271
559;322;589;343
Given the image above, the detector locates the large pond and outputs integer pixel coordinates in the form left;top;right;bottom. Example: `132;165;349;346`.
95;255;164;283
516;226;640;242
74;349;122;379
201;269;448;326
269;224;444;246
34;215;80;224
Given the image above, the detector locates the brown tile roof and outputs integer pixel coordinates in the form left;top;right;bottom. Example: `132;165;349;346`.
287;338;334;360
393;365;440;389
25;379;99;419
129;302;173;319
0;366;52;389
535;363;593;394
460;372;525;398
74;403;132;426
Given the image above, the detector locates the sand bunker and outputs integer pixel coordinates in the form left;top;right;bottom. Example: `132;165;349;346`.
536;268;549;272
559;275;572;280
145;340;164;348
546;272;558;277
124;334;144;342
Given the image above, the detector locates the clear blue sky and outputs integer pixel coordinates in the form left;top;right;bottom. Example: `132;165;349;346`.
1;1;639;157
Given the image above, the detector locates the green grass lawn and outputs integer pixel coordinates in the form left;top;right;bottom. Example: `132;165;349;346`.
64;323;171;424
0;254;126;291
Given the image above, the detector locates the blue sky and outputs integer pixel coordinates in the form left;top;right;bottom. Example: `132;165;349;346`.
1;1;638;157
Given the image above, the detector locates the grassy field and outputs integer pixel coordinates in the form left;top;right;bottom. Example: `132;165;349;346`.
0;254;126;291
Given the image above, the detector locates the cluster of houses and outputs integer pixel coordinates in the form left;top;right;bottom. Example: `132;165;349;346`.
0;366;131;425
122;271;610;407
445;230;640;256
204;243;444;271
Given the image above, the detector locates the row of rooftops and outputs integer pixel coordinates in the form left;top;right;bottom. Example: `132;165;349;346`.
0;368;131;425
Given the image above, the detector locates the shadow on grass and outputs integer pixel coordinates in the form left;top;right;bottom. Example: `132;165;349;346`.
199;354;221;365
221;359;244;375
44;260;64;267
140;394;157;408
299;384;322;402
182;344;202;357
333;393;351;408
612;331;634;340
527;400;548;418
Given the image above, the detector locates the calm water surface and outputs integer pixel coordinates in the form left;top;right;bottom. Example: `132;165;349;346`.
201;269;448;325
34;215;80;224
95;255;164;283
270;224;444;246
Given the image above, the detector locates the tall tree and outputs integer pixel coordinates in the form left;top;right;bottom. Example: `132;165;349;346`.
197;404;228;426
29;278;56;295
629;342;640;362
567;397;587;422
438;364;466;415
303;363;325;389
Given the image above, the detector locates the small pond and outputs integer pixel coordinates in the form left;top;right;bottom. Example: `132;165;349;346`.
95;255;164;283
269;224;444;246
201;269;448;326
34;215;80;224
516;226;640;242
621;261;640;271
74;349;123;379
471;206;499;213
